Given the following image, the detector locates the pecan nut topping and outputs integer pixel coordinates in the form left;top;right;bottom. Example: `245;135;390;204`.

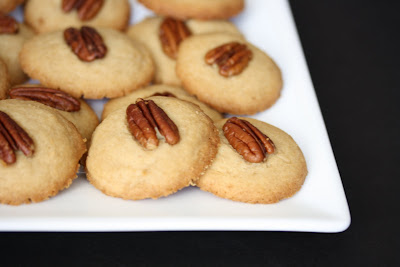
62;0;104;21
159;17;191;59
0;14;19;34
64;26;107;62
223;117;274;163
0;111;34;165
126;99;180;149
9;87;81;112
205;41;253;77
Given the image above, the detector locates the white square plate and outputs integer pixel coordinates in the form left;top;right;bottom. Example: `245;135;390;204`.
0;0;350;232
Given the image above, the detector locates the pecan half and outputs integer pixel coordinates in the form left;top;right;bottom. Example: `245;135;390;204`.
159;17;191;59
62;0;104;21
64;26;107;62
205;42;253;77
150;92;176;98
223;117;274;163
0;14;18;34
9;87;80;112
126;99;180;149
0;111;34;165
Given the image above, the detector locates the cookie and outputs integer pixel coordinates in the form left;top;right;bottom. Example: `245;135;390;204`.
0;0;24;13
0;16;34;85
0;59;9;100
19;26;154;99
86;96;220;200
0;99;86;205
8;84;99;142
127;16;242;86
176;32;283;114
196;117;307;204
102;84;223;122
24;0;130;34
138;0;244;20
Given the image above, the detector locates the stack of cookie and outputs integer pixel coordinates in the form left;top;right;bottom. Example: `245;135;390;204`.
0;0;307;205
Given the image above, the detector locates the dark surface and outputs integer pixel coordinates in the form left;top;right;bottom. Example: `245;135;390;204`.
1;1;399;265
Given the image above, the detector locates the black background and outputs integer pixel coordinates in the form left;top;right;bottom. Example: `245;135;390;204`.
1;1;399;265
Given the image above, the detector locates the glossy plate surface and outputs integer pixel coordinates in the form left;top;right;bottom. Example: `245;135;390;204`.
0;0;350;232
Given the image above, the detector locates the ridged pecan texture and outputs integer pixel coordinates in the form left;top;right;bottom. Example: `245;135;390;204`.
159;17;191;59
205;42;253;77
64;26;107;62
0;111;34;165
223;117;274;163
0;14;18;34
126;99;180;150
62;0;104;21
9;87;81;112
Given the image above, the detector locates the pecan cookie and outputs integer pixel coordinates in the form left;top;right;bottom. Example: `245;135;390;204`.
102;84;223;122
86;96;220;200
176;32;283;114
196;118;307;204
0;0;24;13
138;0;244;20
0;99;86;205
0;59;9;99
127;16;242;86
19;26;154;99
0;15;34;85
8;84;99;142
24;0;130;34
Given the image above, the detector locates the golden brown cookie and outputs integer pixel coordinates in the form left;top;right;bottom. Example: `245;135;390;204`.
19;26;154;99
196;117;307;204
176;32;283;114
0;0;24;13
0;59;9;100
86;96;220;200
127;16;242;86
102;84;223;122
24;0;130;34
8;84;99;142
138;0;244;20
0;17;34;86
0;99;86;205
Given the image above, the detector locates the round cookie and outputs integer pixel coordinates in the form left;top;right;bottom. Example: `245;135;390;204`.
0;0;24;13
196;118;307;204
0;21;34;85
0;99;86;205
0;59;9;100
9;84;99;142
127;16;242;86
102;84;223;122
24;0;130;34
138;0;244;20
176;32;283;115
86;96;220;200
54;99;98;142
19;27;154;99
